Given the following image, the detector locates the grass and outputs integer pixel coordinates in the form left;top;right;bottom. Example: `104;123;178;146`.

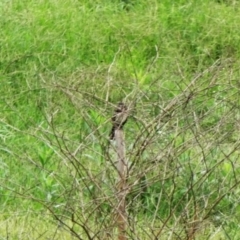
0;212;76;239
1;0;240;239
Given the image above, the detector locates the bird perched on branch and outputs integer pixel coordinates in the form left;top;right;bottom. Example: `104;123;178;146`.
110;102;128;140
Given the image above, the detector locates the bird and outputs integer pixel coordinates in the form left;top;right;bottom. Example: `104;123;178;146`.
109;102;128;140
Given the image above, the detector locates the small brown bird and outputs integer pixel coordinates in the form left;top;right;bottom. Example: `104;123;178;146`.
110;102;128;140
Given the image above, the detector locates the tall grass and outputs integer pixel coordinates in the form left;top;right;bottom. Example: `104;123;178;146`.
1;0;240;239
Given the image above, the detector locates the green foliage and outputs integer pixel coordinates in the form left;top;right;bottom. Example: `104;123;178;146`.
1;0;240;238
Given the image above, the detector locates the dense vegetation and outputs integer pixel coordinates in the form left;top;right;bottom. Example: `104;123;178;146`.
1;0;240;239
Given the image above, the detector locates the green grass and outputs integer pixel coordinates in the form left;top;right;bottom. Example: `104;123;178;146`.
0;213;76;239
1;0;240;239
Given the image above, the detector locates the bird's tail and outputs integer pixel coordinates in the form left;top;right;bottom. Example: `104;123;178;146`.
109;126;115;140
